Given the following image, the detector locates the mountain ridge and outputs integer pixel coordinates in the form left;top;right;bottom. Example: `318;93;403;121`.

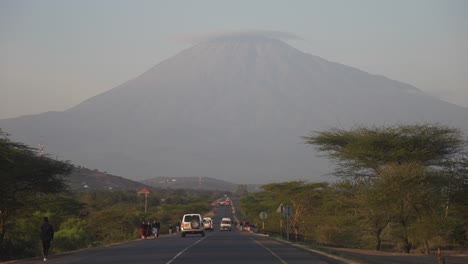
66;168;246;192
1;35;467;184
141;176;259;192
67;167;151;192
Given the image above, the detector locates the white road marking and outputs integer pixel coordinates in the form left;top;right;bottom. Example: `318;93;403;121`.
252;238;288;264
166;236;208;264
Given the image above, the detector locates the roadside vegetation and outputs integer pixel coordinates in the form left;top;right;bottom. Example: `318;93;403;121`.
2;123;466;260
238;124;467;254
0;130;219;261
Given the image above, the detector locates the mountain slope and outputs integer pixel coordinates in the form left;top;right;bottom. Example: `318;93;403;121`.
1;34;467;184
67;167;150;191
142;177;240;192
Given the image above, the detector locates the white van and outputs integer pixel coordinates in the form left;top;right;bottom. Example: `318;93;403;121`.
220;217;232;231
203;217;214;232
181;214;205;237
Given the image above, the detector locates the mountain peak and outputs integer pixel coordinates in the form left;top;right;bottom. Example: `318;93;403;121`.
1;33;467;184
209;33;278;43
178;30;300;45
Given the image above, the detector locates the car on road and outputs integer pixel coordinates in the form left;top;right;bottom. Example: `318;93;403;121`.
203;217;214;232
220;217;232;231
181;214;205;237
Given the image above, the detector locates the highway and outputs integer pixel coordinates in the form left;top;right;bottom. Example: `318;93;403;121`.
12;204;345;264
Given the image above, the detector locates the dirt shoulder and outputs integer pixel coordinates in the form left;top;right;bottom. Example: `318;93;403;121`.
316;246;468;264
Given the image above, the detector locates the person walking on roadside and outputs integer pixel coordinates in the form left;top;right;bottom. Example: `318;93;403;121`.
41;217;54;262
145;221;152;238
140;221;146;239
154;219;161;237
151;220;157;238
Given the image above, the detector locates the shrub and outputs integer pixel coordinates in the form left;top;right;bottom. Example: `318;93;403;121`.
53;217;91;252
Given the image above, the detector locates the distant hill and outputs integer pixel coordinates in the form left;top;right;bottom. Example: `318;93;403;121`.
67;167;150;192
142;176;260;192
142;177;238;192
67;169;261;192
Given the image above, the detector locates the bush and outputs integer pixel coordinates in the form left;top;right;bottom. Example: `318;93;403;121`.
53;218;91;252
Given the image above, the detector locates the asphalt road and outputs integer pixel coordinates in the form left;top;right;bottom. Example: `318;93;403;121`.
12;205;344;264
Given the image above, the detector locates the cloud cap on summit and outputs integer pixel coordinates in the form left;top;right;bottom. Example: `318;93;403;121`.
173;29;302;43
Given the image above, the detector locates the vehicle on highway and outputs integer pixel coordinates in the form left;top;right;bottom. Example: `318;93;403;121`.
181;214;205;237
220;217;232;231
203;217;214;232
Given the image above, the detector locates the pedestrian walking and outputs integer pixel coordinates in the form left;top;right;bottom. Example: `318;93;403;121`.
140;221;146;239
151;220;157;238
154;219;161;237
145;221;151;238
169;224;173;235
41;217;54;262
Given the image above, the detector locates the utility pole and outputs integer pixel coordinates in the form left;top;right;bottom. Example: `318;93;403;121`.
137;188;151;215
144;193;148;214
277;203;290;241
276;203;283;239
286;205;290;241
38;137;45;158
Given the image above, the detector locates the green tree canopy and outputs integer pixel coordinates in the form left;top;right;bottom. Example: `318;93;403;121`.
0;130;72;251
303;124;467;252
304;123;465;178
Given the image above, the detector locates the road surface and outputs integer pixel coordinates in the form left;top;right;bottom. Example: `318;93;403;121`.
12;205;344;264
8;205;468;264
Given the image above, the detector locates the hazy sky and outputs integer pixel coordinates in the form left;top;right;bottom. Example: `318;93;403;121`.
1;0;467;119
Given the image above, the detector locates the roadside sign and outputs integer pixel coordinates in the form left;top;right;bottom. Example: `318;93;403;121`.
259;211;268;220
281;206;292;217
276;203;292;217
276;203;283;213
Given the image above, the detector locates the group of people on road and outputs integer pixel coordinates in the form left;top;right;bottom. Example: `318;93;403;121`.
169;221;181;234
140;219;161;239
39;216;178;261
140;219;181;239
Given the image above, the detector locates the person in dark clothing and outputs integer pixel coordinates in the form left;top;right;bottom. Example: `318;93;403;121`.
41;217;54;261
154;219;161;237
145;221;151;238
140;221;149;239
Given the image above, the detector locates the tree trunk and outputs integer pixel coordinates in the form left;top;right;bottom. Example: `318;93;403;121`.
373;219;388;251
294;225;299;241
374;229;382;251
0;213;7;251
437;248;445;264
403;237;412;253
424;240;430;255
400;219;412;253
0;223;5;248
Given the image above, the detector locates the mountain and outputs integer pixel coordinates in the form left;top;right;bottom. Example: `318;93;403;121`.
67;167;150;191
142;177;241;192
1;34;467;184
69;169;257;193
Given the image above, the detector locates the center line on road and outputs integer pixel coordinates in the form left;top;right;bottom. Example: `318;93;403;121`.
251;238;288;264
166;236;208;264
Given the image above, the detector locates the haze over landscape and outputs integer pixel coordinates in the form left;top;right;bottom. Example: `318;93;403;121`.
1;1;467;184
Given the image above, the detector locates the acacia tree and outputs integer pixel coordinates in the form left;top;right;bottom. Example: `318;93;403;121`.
304;124;467;252
304;124;463;178
262;181;327;241
439;153;468;217
353;180;392;250
0;131;72;252
377;162;440;253
238;191;277;229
